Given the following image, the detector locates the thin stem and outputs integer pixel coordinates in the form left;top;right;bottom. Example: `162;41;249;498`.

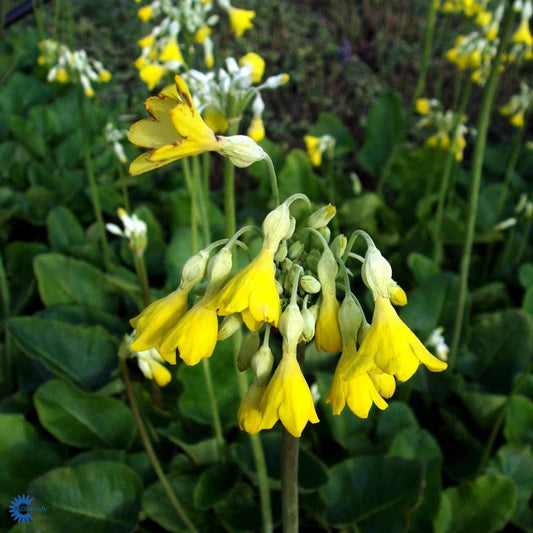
263;154;280;207
78;89;112;271
193;155;211;245
433;77;473;264
134;255;151;308
120;360;198;533
412;0;437;104
224;158;236;239
449;3;515;369
117;163;131;213
182;159;198;253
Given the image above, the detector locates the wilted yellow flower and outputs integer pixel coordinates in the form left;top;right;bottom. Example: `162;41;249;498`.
415;98;431;115
139;64;167;91
304;135;322;166
138;5;153;22
212;246;281;329
239;52;265;83
159;36;184;65
259;351;319;437
343;296;448;383
228;6;255;37
247;116;265;142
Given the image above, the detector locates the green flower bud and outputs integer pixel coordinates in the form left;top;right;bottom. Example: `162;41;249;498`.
181;250;209;287
319;226;331;243
275;242;288;263
262;203;291;249
288;241;304;260
300;274;321;294
284;216;296;240
207;248;233;289
279;303;304;349
307;204;336;229
217;313;243;340
220;135;266;168
331;234;347;258
301;297;316;342
338;294;363;345
250;345;274;386
237;331;261;371
361;244;392;299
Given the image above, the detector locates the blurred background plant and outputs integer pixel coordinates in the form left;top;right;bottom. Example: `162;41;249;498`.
0;0;532;532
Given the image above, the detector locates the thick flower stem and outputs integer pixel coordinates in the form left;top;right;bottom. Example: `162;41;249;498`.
449;3;515;370
202;358;227;461
120;360;198;533
433;77;473;264
77;90;112;271
134;255;151;308
281;429;299;533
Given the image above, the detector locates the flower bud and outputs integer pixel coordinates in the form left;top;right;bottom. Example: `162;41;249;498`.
317;248;338;285
219;135;266;168
207;248;233;288
389;280;407;306
274;242;288;263
301;298;316;342
181;250;209;287
338;294;363;345
281;258;293;271
237;331;261;371
275;279;284;296
284;216;296;240
300;274;321;294
361;245;392;299
331;234;347;258
307;204;336;229
279;303;304;349
319;226;331;243
250;345;274;385
217;313;242;340
288;241;304;260
262;203;291;248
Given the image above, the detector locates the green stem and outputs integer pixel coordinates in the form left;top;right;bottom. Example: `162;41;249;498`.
192;155;210;245
516;216;532;265
78;90;112;271
117;163;131;213
263;154;280;207
182;159;198;253
449;3;515;370
134;255;151;308
412;0;437;104
433;77;473;264
120;360;198;533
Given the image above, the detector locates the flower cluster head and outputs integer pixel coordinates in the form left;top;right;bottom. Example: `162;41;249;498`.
304;135;336;167
182;56;289;141
500;82;532;128
37;39;112;97
106;208;148;258
104;122;129;164
415;98;472;161
129;195;447;437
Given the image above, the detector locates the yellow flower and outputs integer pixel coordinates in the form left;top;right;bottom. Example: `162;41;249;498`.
55;67;70;83
139;64;167;91
84;86;95;98
315;294;342;353
130;287;190;363
194;26;212;44
203;106;228;133
304;135;322;166
247;116;265;142
138;34;155;49
98;69;112;83
343;296;448;383
136;347;172;386
475;10;492;28
238;383;265;434
327;345;393;417
228;6;255;37
158;299;219;366
513;20;533;47
259;351;319;437
415;98;431;115
212;246;281;328
138;6;153;22
159;36;184;65
239;52;265;83
510;111;525;128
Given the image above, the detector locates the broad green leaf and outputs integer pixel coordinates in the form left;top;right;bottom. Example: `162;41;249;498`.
0;73;51;112
177;338;240;430
214;482;265;532
434;474;517;533
338;193;385;235
358;91;404;178
34;253;115;312
504;395;533;447
376;401;418;448
519;263;533;289
165;227;194;289
320;455;424;530
458;389;507;429
194;464;237;510
0;414;64;502
29;461;142;533
309;112;355;157
523;287;533;317
278;149;321;201
34;379;136;449
407;252;440;286
46;207;85;251
8;317;118;390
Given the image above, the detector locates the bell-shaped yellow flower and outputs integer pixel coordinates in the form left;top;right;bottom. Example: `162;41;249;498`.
157;299;219;366
327;344;393;417
415;98;431;115
513;20;533;46
304;135;322;166
239;52;265;83
136;347;172;386
159;36;184;65
259;352;319;437
510;111;525;128
130;287;190;363
247;116;265;142
343;296;448;383
238;382;265;434
228;6;255;37
212;247;281;328
194;26;212;44
138;5;153;22
139;64;167;91
55;67;70;83
315;293;342;353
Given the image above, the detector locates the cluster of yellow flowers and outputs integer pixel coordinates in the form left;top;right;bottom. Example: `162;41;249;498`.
415;98;470;161
128;196;447;437
37;39;112;97
500;81;532;128
133;0;255;90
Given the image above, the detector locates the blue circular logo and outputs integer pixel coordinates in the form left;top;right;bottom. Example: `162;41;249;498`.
9;494;34;523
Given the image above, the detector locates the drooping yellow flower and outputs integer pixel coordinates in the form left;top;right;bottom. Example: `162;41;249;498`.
138;34;155;49
513;20;533;47
158;298;219;366
239;52;265;83
304;135;322;166
475;10;492;28
138;6;153;22
259;351;319;437
136;346;172;386
228;6;255;37
315;294;342;353
98;69;112;83
247;116;265;142
510;111;525;128
415;98;431;115
194;26;212;44
130;287;190;363
238;382;266;434
159;36;184;65
212;246;281;328
55;67;70;83
343;296;448;383
139;64;167;91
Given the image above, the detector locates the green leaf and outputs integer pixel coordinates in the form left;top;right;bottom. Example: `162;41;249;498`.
408;252;440;285
47;207;85;251
458;389;507;429
34;253;115;312
194;464;237;510
376;401;419;448
29;461;142;533
434;474;517;533
214;482;265;532
320;455;424;530
523;287;533;317
165;227;194;289
519;263;533;289
0;73;51;112
504;395;533;447
8;317;118;390
0;414;64;502
177;338;241;430
34;379;136;449
358;91;404;178
278;149;321;201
